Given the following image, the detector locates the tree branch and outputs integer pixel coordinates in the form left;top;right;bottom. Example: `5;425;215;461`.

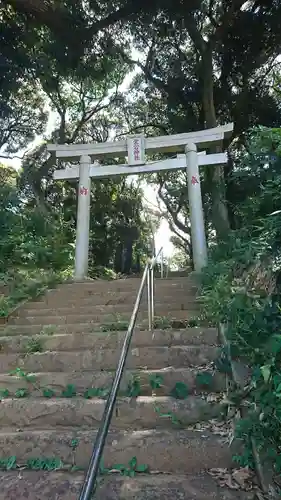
184;13;206;54
158;182;189;235
212;0;247;42
0;154;23;160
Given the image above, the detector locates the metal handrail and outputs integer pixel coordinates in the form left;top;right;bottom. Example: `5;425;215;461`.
158;247;169;280
147;247;163;331
78;251;163;500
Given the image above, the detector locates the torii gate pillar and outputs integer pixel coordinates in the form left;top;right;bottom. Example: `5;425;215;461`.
185;143;207;271
75;155;91;280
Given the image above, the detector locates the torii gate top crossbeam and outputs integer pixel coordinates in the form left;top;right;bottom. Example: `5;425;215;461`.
47;123;233;160
53;152;227;181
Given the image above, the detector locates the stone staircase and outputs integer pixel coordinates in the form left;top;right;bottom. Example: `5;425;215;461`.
0;277;251;499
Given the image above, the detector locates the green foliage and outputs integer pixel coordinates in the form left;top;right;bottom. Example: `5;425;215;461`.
42;388;56;398
201;127;281;473
149;373;163;390
153;316;173;330
9;367;36;384
61;384;77;398
15;388;29;398
99;456;149;477
196;372;214;389
0;456;63;471
40;325;57;336
170;382;188;400
154;405;180;425
100;321;129;332
0;454;148;475
26;457;63;471
0;389;10;399
84;387;110;399
24;336;43;354
125;375;141;397
70;439;79;450
0;456;17;470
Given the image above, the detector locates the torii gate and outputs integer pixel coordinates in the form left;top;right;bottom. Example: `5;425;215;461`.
47;123;233;280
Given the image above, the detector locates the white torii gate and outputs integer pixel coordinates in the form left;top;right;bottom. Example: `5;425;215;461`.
48;123;233;280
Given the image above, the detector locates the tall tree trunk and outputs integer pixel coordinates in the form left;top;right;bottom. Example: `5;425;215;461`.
202;45;230;239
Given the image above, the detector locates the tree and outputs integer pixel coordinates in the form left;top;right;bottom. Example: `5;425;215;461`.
122;0;281;236
0;83;47;157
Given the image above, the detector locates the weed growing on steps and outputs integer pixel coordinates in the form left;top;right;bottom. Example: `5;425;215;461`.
149;373;163;391
170;381;189;399
0;455;149;476
99;456;149;477
3;369;194;401
195;371;214;389
153;316;173;330
0;271;66;319
0;388;9;398
100;320;129;332
14;388;29;398
8;367;39;392
24;336;43;354
125;374;141;397
0;297;10;318
40;325;57;336
84;387;110;399
61;384;77;398
154;405;181;425
98;315;207;332
0;456;63;471
42;387;56;398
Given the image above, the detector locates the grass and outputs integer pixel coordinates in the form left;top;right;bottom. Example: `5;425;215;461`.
24;336;43;354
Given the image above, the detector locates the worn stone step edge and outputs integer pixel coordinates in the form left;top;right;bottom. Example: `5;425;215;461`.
47;287;199;298
16;302;201;317
0;345;219;373
0;329;218;353
8;309;201;326
22;297;202;310
0;323;213;336
0;395;223;430
51;284;199;294
55;279;197;288
0;428;235;474
0;471;253;500
44;284;199;294
0;367;225;395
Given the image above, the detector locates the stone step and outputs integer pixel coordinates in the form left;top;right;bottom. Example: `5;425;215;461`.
0;367;224;396
53;281;198;291
50;283;198;297
38;289;199;305
0;428;233;473
42;289;199;301
0;345;219;372
17;301;201;316
0;328;218;353
0;472;252;500
17;297;200;316
0;322;148;336
38;290;199;304
8;309;201;326
0;396;222;429
56;277;196;288
0;320;210;336
0;322;107;336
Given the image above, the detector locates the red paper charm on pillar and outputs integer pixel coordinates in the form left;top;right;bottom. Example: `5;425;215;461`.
79;187;88;196
191;176;199;185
